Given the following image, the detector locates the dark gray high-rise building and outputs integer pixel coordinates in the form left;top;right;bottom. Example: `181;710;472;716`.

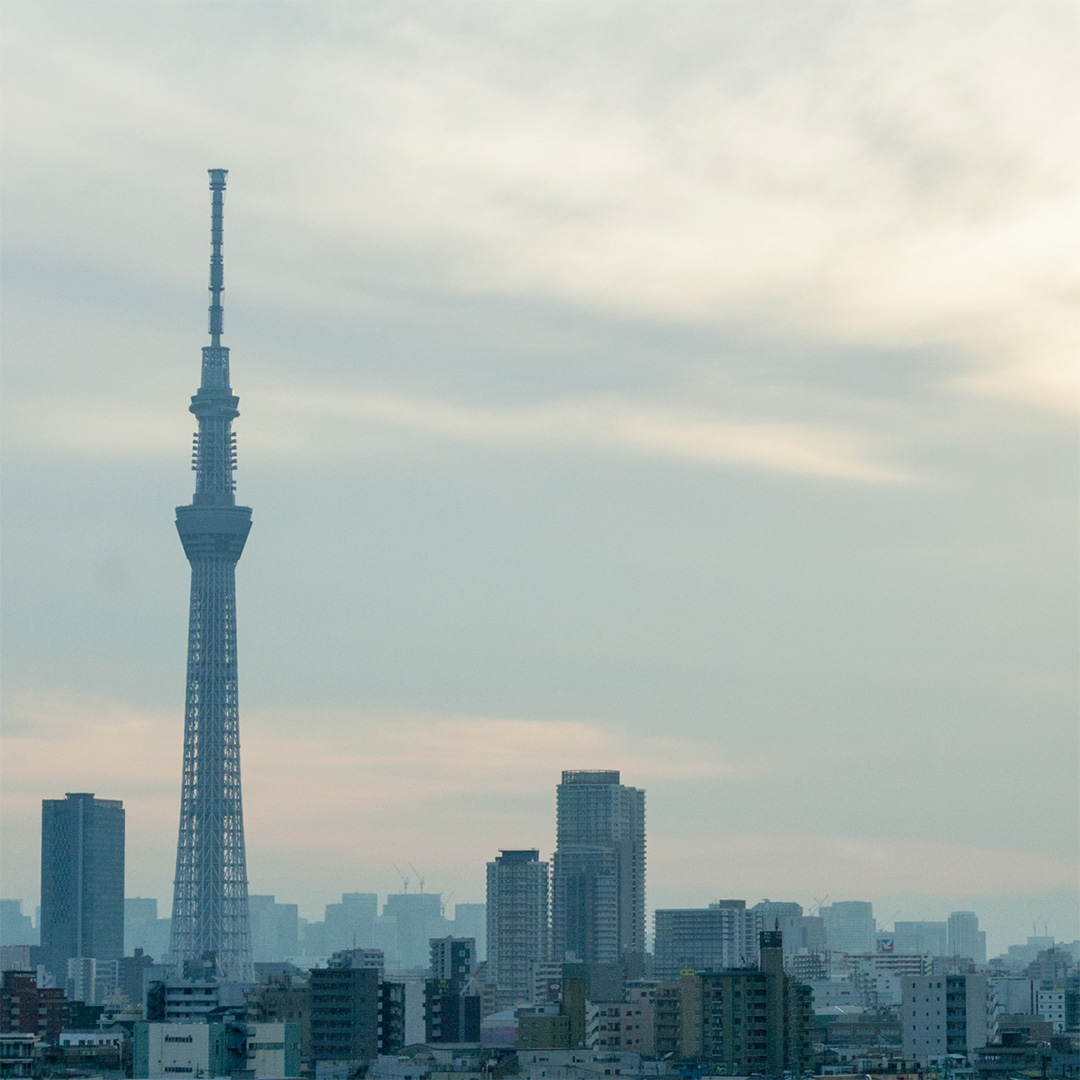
40;793;124;982
487;850;548;1006
552;770;645;963
167;169;254;982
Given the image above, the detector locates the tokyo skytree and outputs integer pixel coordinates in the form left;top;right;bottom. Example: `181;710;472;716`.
168;169;254;982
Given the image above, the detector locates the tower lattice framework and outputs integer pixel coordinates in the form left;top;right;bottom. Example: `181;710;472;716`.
168;168;254;982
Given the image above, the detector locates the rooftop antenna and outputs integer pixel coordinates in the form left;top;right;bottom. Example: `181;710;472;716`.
392;863;409;893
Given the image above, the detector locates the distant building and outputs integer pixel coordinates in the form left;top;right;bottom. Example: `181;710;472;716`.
124;899;170;963
894;921;948;957
552;770;645;964
654;901;759;980
751;900;825;960
324;894;377;955
487;850;549;1007
65;956;118;1006
821;901;875;955
948;911;987;965
40;793;125;983
453;903;487;961
901;973;994;1066
249;895;300;962
381;894;446;969
0;903;35;948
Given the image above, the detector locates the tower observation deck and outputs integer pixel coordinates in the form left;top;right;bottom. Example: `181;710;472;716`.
168;169;254;982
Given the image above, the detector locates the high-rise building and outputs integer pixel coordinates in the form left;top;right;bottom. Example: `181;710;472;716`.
324;893;378;955
821;901;875;955
894;921;948;957
40;792;124;982
654;901;759;980
947;911;987;965
552;770;645;964
168;169;254;983
487;850;549;1007
381;894;446;969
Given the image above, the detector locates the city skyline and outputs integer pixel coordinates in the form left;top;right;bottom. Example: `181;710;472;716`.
1;2;1077;960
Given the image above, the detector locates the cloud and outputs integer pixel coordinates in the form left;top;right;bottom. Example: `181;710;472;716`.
4;389;913;484
2;3;1076;413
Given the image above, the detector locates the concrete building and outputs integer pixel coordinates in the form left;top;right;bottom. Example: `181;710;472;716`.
133;1022;231;1078
426;938;480;1043
247;1021;303;1076
65;956;118;1006
653;932;812;1074
585;999;654;1053
0;1033;36;1079
948;912;987;965
1;970;67;1043
1035;988;1067;1032
821;901;875;956
40;793;124;983
901;973;994;1066
894;921;948;957
654;901;759;980
487;850;549;1008
309;956;380;1065
552;771;645;965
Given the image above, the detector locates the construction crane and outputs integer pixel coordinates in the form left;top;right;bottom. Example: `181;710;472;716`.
392;863;409;893
811;895;830;917
409;863;425;893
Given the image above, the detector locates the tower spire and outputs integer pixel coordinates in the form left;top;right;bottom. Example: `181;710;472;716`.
208;168;226;349
169;169;254;983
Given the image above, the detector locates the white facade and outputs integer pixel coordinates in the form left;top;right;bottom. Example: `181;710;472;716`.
487;850;549;1008
902;975;993;1066
1035;989;1066;1032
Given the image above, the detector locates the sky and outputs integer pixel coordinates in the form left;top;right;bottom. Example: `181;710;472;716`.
0;2;1077;958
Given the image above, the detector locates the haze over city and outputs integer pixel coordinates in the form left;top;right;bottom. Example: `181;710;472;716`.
1;2;1077;959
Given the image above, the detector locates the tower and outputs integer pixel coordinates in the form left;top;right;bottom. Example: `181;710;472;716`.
486;849;549;1007
551;770;645;964
40;793;125;983
168;169;254;982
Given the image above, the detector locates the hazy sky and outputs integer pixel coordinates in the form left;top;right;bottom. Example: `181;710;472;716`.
1;2;1077;957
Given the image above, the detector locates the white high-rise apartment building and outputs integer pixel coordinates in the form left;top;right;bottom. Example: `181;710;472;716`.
486;849;549;1007
552;771;645;963
654;901;760;979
